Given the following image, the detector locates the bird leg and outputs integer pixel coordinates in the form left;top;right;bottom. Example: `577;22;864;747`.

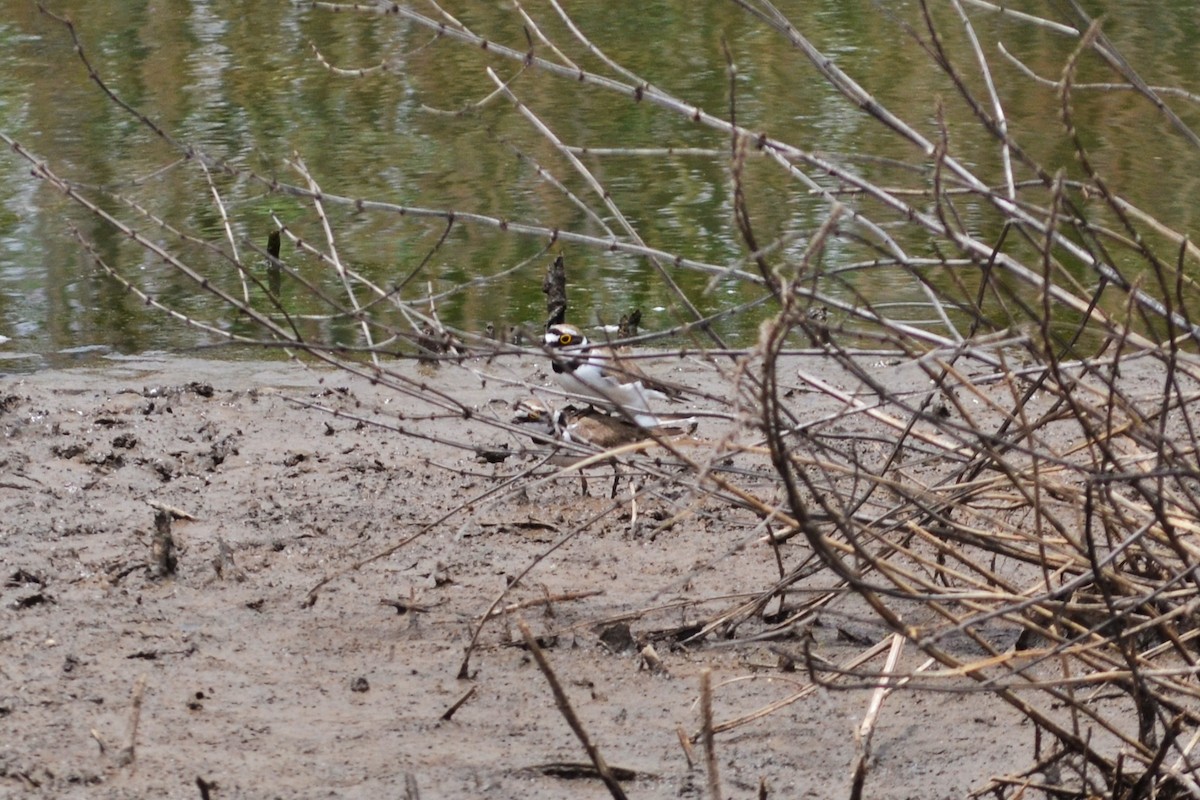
609;461;623;499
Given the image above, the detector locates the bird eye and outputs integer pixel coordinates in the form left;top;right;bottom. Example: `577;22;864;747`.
559;333;573;345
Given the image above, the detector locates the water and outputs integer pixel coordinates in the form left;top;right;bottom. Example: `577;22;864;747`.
1;1;1197;368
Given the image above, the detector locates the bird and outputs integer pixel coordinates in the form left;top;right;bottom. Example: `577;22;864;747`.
510;398;696;496
542;323;681;428
512;398;695;450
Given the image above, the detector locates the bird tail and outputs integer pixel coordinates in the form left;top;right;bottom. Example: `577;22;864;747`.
632;412;698;434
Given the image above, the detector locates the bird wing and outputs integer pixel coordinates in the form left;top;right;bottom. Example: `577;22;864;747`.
594;346;688;401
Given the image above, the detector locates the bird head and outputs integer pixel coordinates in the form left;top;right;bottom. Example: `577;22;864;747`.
544;323;587;350
511;398;566;446
544;324;589;374
511;398;550;425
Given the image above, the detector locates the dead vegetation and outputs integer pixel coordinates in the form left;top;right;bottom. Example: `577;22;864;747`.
9;1;1200;797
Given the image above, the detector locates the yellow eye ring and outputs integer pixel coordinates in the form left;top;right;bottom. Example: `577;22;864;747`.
559;334;573;345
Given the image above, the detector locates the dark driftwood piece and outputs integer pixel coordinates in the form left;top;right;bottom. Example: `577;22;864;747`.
616;309;641;338
266;229;282;297
543;253;567;328
150;509;177;578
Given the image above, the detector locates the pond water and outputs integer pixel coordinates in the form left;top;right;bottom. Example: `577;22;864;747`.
1;1;1198;368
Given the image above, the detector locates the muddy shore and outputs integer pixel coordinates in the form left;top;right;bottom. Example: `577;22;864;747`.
1;354;1028;799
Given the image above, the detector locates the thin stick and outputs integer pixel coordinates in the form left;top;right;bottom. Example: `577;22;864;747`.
700;668;722;800
440;686;477;722
676;723;696;770
849;633;906;799
117;674;147;767
458;499;625;679
404;772;421;800
485;589;605;619
516;618;628;800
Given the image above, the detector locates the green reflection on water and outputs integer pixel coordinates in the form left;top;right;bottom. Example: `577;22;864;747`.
0;1;1197;366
